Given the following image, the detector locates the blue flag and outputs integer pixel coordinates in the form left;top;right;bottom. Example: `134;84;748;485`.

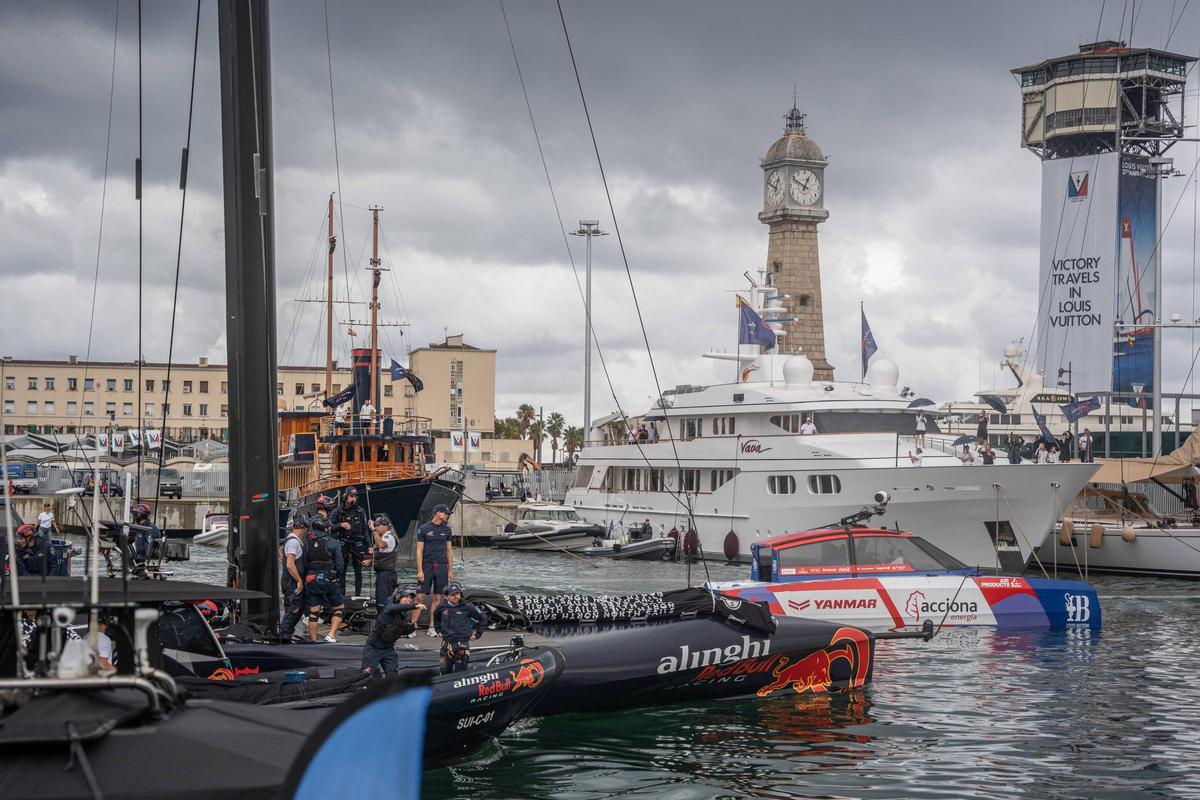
389;359;424;393
322;384;355;409
860;306;878;379
1030;405;1057;445
737;296;776;350
1060;395;1100;423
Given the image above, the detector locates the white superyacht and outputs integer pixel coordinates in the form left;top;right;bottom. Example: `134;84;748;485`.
565;279;1098;571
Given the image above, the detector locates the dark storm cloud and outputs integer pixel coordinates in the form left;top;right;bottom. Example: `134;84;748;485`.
4;0;1200;423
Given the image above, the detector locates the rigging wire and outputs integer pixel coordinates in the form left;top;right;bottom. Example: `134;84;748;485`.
497;0;696;528
136;0;145;496
1166;0;1190;48
555;0;714;578
153;0;203;525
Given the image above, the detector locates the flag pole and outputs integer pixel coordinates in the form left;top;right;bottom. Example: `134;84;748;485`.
860;300;865;383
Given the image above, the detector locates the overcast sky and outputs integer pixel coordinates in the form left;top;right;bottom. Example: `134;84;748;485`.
4;0;1200;427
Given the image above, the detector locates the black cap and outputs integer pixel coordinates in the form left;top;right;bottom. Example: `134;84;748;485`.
291;515;308;529
374;515;390;528
433;503;450;515
346;487;358;497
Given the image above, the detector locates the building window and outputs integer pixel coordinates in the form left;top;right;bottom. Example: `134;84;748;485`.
806;474;841;495
183;381;193;394
67;377;77;391
311;383;320;393
145;403;155;416
67;401;77;415
84;401;94;416
199;381;209;393
767;475;797;495
384;384;393;397
162;380;170;393
26;401;37;414
162;404;170;416
4;376;14;390
276;383;283;396
122;402;132;416
183;404;193;417
44;401;55;415
45;377;55;390
383;407;393;416
199;404;208;416
27;377;37;390
124;379;133;391
105;402;116;415
3;400;13;414
106;378;116;391
220;404;228;417
221;381;228;394
146;379;155;392
85;378;95;391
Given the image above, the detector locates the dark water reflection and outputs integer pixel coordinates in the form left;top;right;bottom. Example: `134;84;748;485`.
173;544;1200;798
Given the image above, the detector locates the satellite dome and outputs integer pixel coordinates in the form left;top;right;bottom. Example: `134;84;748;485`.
1003;343;1020;358
866;355;899;388
783;355;814;388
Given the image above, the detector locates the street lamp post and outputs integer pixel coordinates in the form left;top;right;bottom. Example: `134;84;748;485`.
570;221;607;444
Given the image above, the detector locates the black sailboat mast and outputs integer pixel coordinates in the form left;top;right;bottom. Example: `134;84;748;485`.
218;0;280;630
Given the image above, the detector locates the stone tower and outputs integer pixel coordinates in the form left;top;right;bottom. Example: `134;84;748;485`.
758;105;834;380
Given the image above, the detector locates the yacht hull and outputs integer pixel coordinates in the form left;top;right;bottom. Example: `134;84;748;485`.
1037;523;1200;579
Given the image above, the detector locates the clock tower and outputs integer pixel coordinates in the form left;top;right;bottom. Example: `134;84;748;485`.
759;104;834;380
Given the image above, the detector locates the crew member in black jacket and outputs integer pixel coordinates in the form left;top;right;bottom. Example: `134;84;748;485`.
361;587;425;675
331;487;371;597
433;582;487;675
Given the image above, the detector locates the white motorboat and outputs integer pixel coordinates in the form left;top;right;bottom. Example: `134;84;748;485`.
565;274;1098;571
493;503;604;552
193;511;230;546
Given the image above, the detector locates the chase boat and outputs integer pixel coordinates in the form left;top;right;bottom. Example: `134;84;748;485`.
709;499;1102;632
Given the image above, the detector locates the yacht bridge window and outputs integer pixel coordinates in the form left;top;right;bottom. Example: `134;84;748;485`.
810;411;941;435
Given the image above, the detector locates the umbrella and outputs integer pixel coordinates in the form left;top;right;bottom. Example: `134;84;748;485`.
952;435;978;448
979;394;1007;414
906;398;935;408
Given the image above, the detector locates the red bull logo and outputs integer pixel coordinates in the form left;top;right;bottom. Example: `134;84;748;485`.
755;627;872;697
509;658;546;690
207;667;235;681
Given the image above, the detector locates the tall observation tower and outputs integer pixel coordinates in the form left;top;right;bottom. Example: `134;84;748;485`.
1012;40;1194;455
759;104;834;380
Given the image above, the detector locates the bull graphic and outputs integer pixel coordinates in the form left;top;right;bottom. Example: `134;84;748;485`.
509;659;546;690
755;626;872;697
207;667;235;681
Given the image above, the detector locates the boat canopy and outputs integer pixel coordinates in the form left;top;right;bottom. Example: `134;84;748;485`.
1089;431;1200;484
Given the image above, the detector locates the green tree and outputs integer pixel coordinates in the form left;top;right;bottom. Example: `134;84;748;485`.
494;416;520;439
516;404;536;439
528;418;545;462
563;425;583;461
545;412;566;463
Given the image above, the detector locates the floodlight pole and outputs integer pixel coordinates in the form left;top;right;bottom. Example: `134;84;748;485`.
571;221;607;444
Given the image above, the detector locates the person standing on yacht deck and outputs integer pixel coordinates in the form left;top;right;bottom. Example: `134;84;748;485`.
1079;429;1094;463
359;399;376;434
958;445;976;465
1035;441;1048;464
800;417;817;435
976;412;989;441
415;504;454;637
914;411;927;447
1006;433;1024;464
908;448;924;467
334;401;349;435
648;422;659;443
979;441;996;465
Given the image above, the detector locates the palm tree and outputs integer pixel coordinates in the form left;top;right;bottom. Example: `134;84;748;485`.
516;404;536;439
494;416;520;439
528;419;545;462
545;412;566;464
563;425;583;461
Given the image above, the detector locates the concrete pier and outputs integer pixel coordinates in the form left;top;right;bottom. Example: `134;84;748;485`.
9;495;226;536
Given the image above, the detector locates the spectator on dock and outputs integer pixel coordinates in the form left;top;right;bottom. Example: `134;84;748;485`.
280;517;308;640
914;411;927;447
1079;428;1094;463
1006;432;1024;464
414;503;454;637
371;515;398;608
361;587;423;676
434;582;487;675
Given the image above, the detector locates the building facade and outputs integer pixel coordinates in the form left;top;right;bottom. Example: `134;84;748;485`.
0;356;350;442
758;104;834;380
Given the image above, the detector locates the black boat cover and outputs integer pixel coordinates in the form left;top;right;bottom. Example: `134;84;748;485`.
0;687;150;744
177;666;376;706
467;587;776;635
0;577;266;608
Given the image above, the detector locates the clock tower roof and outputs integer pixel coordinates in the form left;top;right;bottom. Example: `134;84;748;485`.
763;104;825;164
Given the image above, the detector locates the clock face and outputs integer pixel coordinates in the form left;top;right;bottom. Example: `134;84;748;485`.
790;169;821;205
766;170;785;205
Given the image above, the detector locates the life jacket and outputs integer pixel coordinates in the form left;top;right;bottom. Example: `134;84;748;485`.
305;532;334;576
369;607;414;646
373;533;397;571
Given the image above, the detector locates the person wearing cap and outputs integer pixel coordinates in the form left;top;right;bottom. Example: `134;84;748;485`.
371;515;399;608
433;582;486;675
414;503;454;636
331;487;371;597
279;516;309;640
361;586;425;676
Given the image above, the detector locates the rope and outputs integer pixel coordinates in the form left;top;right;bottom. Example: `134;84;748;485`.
153;0;202;525
993;484;1049;579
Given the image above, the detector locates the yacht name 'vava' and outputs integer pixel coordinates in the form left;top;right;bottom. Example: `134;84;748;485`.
657;635;771;674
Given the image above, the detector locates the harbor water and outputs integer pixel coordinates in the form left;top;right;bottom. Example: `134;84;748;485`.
175;543;1200;799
